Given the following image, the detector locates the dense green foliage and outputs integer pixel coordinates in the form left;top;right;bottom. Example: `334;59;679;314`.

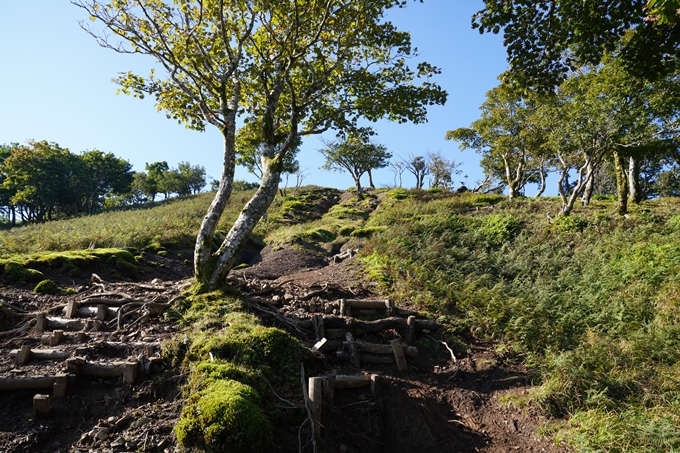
361;191;680;452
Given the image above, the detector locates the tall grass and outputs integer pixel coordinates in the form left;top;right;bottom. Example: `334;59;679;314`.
362;192;680;453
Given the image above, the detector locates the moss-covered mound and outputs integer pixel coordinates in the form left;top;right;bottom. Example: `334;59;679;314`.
175;379;273;453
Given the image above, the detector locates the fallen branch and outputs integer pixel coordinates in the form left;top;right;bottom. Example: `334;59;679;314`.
245;301;306;335
0;301;29;314
299;283;330;301
0;319;35;338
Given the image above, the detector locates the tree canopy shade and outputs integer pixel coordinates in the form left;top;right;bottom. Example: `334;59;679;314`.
473;0;680;89
73;0;446;288
319;137;392;199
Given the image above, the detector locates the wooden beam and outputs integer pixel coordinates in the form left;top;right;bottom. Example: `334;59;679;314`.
0;376;54;391
10;349;70;361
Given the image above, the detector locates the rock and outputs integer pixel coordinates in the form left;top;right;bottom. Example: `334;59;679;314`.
131;417;148;429
271;295;281;302
115;415;132;429
94;427;109;441
111;436;125;447
284;293;294;301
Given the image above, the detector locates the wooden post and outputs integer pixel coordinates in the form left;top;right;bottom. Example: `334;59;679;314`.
345;332;361;368
308;377;324;437
49;330;64;347
123;362;138;385
66;357;85;374
74;332;87;343
15;345;31;366
391;339;408;371
405;316;416;345
312;315;325;342
65;301;78;318
339;299;350;317
33;394;50;418
36;312;47;333
92;320;103;332
96;304;108;321
53;374;67;398
370;374;380;394
324;374;336;399
385;299;395;316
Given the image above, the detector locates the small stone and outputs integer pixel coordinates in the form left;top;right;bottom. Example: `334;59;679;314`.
110;437;125;447
284;293;294;301
141;336;154;342
94;427;109;441
115;415;132;429
131;417;148;429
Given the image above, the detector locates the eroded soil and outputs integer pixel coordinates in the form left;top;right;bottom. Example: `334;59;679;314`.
0;246;571;453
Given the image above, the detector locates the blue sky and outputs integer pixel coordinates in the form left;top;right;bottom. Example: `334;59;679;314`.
0;2;510;192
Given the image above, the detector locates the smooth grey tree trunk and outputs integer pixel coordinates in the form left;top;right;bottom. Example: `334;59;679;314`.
628;156;641;204
581;161;594;206
208;145;283;288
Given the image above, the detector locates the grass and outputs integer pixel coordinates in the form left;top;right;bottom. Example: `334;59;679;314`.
360;191;680;452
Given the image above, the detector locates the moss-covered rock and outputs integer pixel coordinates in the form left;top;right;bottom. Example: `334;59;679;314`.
33;279;59;295
175;379;273;453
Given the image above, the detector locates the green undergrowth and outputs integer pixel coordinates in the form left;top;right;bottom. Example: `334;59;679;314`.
164;288;314;453
265;190;378;254
0;248;138;283
359;191;680;453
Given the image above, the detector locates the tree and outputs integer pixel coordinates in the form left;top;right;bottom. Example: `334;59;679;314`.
427;150;462;190
446;84;547;199
235;122;302;180
79;150;134;211
389;161;406;188
75;0;446;289
473;0;680;89
402;154;429;189
319;137;392;200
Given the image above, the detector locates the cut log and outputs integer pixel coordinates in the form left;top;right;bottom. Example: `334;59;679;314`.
308;377;323;437
66;306;118;319
336;351;395;364
10;349;70;361
391;339;408;371
67;357;86;374
81;361;129;378
47;317;84;331
322;316;441;335
14;345;31;366
312;338;328;352
0;376;54;391
385;300;395;316
348;341;418;357
345;300;390;309
333;375;371;389
33;394;50;417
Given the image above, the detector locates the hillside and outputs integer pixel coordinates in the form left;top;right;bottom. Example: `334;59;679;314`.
0;188;678;453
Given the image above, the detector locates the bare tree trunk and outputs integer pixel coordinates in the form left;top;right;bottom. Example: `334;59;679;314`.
367;169;375;189
208;147;283;288
561;157;593;216
354;175;364;200
614;150;628;216
534;166;546;198
628;155;641;204
193;84;239;284
581;161;594;206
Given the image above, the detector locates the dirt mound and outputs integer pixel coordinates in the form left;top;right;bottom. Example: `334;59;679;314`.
234;246;330;280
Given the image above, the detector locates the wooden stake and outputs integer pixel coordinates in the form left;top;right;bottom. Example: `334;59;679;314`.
324;375;336;399
405;315;416;345
50;330;65;347
385;299;395;316
33;394;51;418
339;299;350;317
14;345;31;366
345;332;361;368
66;357;85;374
36;312;47;333
391;339;408;371
96;304;108;321
123;361;137;384
74;332;87;343
53;374;67;398
308;377;324;437
312;315;325;342
65;301;78;318
370;374;380;394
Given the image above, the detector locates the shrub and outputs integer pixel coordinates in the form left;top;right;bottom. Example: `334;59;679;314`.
552;214;589;232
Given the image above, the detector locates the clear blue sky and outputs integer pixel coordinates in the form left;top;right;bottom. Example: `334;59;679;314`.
0;2;509;192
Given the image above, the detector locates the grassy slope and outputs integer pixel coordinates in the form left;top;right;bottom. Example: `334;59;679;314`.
361;191;680;453
2;188;679;452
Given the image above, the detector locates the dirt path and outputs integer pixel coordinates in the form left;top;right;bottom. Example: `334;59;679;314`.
0;247;571;453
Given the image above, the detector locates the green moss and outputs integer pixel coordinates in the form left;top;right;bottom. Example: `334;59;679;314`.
2;262;44;283
338;225;356;236
350;226;385;238
301;227;336;243
33;279;59;295
175;379;273;453
327;205;369;220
